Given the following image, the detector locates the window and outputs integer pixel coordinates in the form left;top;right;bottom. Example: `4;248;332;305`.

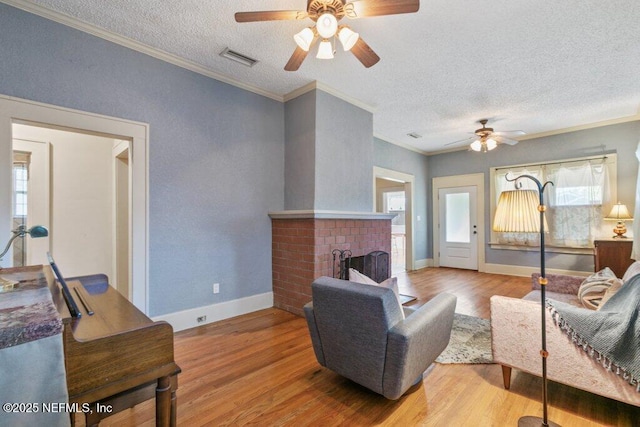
13;152;30;218
491;155;616;249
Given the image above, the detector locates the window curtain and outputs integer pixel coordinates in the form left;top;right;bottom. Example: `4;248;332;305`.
494;159;611;248
546;159;610;247
632;142;640;260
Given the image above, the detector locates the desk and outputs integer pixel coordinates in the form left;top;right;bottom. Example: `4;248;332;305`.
0;265;180;427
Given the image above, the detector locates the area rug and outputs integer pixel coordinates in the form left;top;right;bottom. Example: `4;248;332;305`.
435;313;493;364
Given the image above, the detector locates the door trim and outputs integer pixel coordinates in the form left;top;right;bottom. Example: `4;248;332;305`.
373;166;415;271
432;173;485;272
0;94;149;314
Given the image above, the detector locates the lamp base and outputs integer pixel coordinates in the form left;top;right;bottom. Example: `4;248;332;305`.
518;416;561;427
612;222;627;238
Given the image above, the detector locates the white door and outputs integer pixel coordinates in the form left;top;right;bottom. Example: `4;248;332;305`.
439;186;478;270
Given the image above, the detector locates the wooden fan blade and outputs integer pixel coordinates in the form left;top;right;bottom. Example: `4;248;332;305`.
344;0;419;18
444;136;474;146
350;38;380;68
284;35;318;71
496;136;519;146
235;10;308;22
493;130;526;136
285;47;310;71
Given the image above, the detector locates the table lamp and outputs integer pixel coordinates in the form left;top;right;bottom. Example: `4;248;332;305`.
605;202;633;238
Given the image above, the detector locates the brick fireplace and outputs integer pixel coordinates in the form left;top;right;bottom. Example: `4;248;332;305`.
269;211;394;316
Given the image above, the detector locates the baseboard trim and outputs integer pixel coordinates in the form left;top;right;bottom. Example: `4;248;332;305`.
484;263;590;278
413;258;432;270
152;292;274;332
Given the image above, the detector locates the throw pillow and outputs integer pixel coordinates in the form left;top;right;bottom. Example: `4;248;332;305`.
578;267;618;310
597;278;623;310
348;268;404;317
348;268;378;286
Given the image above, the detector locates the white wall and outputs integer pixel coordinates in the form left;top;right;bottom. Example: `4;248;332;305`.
12;123;116;279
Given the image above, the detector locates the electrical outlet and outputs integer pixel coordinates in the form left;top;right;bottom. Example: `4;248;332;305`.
213;283;220;294
197;315;207;323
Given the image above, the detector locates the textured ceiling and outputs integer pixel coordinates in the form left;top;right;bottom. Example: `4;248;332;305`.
8;0;640;153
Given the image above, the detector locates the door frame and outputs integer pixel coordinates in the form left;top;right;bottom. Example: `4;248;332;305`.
373;166;415;271
113;140;131;300
0;94;149;314
432;173;486;272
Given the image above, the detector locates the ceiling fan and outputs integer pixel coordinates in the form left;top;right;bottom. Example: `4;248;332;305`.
235;0;420;71
445;119;526;152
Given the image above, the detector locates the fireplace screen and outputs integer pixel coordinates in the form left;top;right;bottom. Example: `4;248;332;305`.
333;250;390;283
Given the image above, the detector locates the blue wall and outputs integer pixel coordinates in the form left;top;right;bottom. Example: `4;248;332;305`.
284;91;316;210
284;89;374;211
0;4;285;316
315;91;373;211
428;120;640;272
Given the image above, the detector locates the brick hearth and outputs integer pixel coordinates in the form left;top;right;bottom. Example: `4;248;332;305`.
269;212;393;316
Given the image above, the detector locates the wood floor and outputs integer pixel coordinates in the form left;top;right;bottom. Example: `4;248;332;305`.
91;268;639;426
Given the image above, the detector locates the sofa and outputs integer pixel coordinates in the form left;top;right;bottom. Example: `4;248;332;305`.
490;262;640;407
304;276;457;400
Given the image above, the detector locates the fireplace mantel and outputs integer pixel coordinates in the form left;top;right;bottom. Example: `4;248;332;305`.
269;210;396;220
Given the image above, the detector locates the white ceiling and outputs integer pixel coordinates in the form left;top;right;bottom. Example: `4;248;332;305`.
8;0;640;153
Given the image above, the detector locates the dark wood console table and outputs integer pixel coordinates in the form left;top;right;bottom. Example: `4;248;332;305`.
594;239;634;278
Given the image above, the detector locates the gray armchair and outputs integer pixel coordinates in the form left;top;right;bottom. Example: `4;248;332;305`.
304;276;457;400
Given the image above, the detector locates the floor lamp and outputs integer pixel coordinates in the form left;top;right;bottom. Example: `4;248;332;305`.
493;174;560;427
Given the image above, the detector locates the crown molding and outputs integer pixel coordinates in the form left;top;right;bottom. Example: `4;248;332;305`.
2;0;283;102
373;133;429;156
518;114;640;141
284;81;376;113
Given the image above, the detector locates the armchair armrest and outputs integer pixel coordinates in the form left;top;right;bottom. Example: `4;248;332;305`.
531;272;583;295
383;293;457;400
303;302;326;366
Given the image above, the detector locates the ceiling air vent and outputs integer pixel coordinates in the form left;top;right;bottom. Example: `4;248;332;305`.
219;48;259;67
407;132;422;139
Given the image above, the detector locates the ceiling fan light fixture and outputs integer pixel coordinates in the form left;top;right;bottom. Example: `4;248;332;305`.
294;27;315;51
338;26;359;51
316;13;338;39
485;137;498;151
316;39;334;59
470;139;482;152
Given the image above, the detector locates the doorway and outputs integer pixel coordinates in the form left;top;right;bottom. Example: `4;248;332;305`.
0;95;149;313
382;188;406;273
432;173;486;272
373;167;415;272
11;124;130;295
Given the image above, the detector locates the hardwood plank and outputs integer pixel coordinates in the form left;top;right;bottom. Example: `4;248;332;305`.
80;268;640;426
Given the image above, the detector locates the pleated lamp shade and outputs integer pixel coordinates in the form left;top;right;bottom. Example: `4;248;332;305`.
493;190;548;232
